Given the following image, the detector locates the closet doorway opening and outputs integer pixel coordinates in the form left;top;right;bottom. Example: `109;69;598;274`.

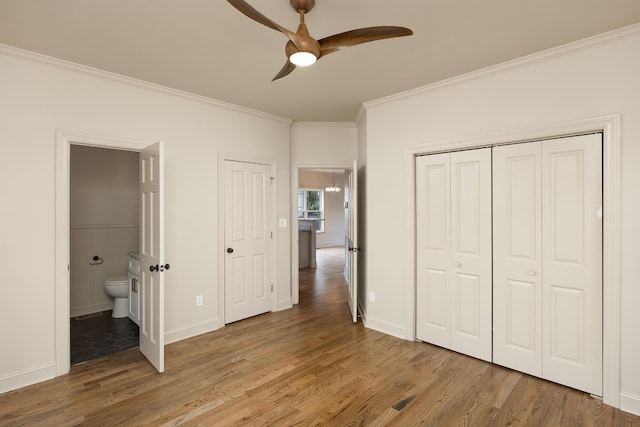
407;115;621;407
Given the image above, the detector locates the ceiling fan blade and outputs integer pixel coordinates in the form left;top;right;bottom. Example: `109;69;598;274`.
318;26;413;58
227;0;304;48
272;61;297;81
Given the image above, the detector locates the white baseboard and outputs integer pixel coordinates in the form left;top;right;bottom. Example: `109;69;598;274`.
70;302;113;318
0;363;56;394
363;316;407;340
620;392;640;416
164;319;220;345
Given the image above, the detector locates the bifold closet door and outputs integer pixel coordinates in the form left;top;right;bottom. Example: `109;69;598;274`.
541;134;602;395
492;142;543;377
493;134;602;395
416;148;492;362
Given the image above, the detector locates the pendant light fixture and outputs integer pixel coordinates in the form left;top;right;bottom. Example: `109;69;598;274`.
325;169;342;192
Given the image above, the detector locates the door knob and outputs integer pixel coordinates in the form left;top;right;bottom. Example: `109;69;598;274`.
227;248;234;253
528;270;536;276
150;264;170;272
455;262;462;268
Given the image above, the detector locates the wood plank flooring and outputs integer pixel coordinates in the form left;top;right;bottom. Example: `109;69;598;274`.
1;247;639;426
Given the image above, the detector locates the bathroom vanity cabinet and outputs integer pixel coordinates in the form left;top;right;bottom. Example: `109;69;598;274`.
127;251;140;326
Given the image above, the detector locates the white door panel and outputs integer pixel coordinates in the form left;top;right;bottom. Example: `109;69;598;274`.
416;149;491;361
139;141;165;373
450;149;492;361
493;142;542;377
493;135;602;395
224;160;272;324
416;153;451;348
542;134;602;395
347;161;359;323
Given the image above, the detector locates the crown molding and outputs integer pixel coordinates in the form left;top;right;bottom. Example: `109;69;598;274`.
364;23;640;110
291;122;357;128
0;43;292;125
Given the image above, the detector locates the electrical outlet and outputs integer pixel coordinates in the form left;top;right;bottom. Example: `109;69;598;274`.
196;295;203;306
369;291;375;303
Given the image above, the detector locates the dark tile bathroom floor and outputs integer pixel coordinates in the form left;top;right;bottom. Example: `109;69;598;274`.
70;310;139;365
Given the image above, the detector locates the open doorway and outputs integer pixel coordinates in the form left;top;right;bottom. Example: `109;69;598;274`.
69;145;139;364
292;163;359;322
56;131;166;377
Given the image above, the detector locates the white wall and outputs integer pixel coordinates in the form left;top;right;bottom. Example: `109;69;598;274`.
290;122;357;163
70;145;139;226
0;45;291;393
298;170;346;248
362;27;640;411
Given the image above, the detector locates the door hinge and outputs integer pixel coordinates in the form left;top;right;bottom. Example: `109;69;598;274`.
270;177;275;185
271;284;274;292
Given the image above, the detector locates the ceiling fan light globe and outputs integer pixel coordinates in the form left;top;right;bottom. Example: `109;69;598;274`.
289;51;317;67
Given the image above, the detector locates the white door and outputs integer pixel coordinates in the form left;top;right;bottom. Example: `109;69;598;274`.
542;134;602;395
416;148;492;361
493;142;543;377
347;161;359;323
139;141;165;373
449;149;492;361
416;152;450;348
224;160;273;324
493;134;602;395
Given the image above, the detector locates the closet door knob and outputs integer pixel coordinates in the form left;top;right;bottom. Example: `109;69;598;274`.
227;248;234;253
528;270;536;276
454;262;462;268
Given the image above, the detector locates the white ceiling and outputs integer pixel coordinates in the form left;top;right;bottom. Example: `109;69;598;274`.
1;1;639;122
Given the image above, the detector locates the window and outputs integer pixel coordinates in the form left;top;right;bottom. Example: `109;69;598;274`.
298;188;324;232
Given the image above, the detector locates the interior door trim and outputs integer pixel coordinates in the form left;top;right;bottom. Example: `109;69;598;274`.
55;130;153;377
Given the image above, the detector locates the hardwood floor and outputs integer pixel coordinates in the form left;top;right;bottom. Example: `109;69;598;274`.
1;246;638;426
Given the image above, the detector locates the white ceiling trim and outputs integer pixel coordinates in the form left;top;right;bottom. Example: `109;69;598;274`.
0;43;292;125
364;23;640;110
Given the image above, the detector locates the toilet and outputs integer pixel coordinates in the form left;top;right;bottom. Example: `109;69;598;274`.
104;275;129;318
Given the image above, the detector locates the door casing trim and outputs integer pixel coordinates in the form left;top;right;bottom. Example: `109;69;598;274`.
55;130;152;376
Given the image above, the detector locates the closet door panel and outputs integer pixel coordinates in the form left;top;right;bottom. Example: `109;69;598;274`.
542;134;602;395
450;148;492;361
416;153;451;347
493;142;543;377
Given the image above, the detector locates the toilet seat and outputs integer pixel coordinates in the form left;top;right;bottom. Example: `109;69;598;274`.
104;275;128;286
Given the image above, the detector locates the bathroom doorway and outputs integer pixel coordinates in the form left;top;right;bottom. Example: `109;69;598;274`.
69;145;140;364
56;131;167;376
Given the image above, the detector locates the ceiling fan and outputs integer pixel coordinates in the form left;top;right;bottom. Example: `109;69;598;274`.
227;0;413;81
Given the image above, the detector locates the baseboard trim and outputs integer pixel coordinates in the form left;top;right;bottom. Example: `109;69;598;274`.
70;302;113;318
0;363;56;394
364;316;407;340
164;319;220;345
620;392;640;416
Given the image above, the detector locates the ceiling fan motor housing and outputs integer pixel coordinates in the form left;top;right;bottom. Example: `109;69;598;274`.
290;0;315;13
